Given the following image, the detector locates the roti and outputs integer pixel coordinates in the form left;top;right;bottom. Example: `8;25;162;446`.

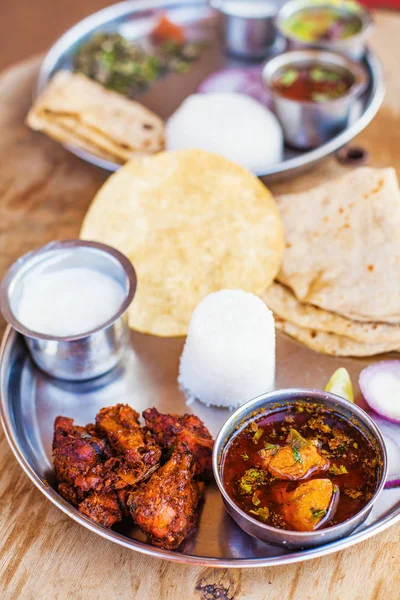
81;149;284;336
263;282;400;344
27;70;165;162
275;318;400;357
276;167;400;323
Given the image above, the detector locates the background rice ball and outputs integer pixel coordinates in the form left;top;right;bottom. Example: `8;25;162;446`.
166;92;283;173
178;289;276;408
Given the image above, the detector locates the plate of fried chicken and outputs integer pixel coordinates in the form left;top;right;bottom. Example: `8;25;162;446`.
53;404;213;550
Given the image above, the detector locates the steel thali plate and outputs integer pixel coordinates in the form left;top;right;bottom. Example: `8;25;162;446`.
1;325;400;567
36;0;385;181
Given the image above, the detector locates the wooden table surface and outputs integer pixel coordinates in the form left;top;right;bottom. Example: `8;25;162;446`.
1;8;400;600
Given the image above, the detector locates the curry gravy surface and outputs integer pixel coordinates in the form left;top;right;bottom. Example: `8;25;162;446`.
222;403;382;531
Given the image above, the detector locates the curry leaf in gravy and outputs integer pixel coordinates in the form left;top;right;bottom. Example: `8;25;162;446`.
311;508;327;520
287;428;309;449
264;442;279;454
279;69;298;87
292;447;303;464
240;482;252;494
248;469;264;480
311;92;332;103
311;67;341;83
253;428;264;444
237;468;265;495
249;506;270;522
329;464;348;476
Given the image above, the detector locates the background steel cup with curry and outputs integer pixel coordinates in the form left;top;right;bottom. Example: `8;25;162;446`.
276;0;374;61
262;49;369;149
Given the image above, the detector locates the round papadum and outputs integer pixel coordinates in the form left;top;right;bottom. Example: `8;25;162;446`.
263;282;400;344
81;149;284;336
275;318;400;357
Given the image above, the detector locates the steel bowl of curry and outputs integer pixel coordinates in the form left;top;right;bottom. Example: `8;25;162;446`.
262;49;369;149
276;0;374;60
213;388;387;549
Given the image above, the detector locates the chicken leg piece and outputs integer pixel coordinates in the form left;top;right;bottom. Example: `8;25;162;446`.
128;449;202;550
53;416;125;527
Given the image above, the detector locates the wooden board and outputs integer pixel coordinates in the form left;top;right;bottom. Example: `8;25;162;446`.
1;10;400;599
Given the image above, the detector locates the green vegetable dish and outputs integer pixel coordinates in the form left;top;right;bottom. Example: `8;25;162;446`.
74;25;203;97
283;6;363;42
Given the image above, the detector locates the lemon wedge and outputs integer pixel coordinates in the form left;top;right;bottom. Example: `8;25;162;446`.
325;367;354;403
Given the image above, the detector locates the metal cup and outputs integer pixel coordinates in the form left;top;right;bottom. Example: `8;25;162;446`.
210;0;281;59
262;49;369;149
213;388;387;550
0;240;136;381
275;0;374;61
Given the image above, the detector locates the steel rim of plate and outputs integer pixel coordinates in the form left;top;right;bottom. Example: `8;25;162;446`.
35;0;386;178
1;325;400;567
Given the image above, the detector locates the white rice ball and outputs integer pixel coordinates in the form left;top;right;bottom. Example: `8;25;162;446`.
166;92;283;174
178;289;276;408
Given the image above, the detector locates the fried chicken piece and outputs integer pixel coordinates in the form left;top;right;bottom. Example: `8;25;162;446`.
53;417;125;527
53;416;147;524
257;429;329;481
272;479;335;531
143;408;214;478
57;482;81;506
74;454;158;495
53;416;112;496
79;491;122;528
96;404;161;471
128;449;202;550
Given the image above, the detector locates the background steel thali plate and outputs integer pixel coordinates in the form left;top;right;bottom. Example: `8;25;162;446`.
36;0;385;181
1;325;400;567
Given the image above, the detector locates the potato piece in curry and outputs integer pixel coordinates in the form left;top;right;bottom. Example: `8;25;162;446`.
257;429;329;481
272;479;336;531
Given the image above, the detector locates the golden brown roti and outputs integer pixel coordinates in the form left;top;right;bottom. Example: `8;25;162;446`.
275;317;400;357
27;70;165;162
276;167;400;323
263;282;400;344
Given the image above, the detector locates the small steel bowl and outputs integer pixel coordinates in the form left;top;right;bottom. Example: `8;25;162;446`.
276;0;374;60
210;0;279;59
0;240;136;381
262;49;369;149
213;388;387;550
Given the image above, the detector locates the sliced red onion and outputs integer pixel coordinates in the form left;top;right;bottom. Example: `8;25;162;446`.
359;360;400;424
368;412;400;489
198;67;272;108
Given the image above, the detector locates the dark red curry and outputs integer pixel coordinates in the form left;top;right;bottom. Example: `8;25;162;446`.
222;402;381;532
272;64;354;103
